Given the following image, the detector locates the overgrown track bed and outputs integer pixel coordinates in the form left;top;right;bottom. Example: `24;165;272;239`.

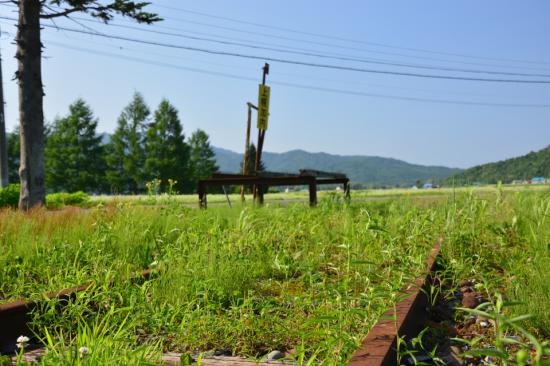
0;200;438;364
1;189;549;365
2;243;442;365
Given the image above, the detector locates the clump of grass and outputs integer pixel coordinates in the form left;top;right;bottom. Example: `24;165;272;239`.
45;192;90;209
0;184;20;208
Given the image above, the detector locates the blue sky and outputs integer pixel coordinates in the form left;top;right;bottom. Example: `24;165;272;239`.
1;0;549;168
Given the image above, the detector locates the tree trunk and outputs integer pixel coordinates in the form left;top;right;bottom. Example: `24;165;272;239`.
0;46;8;188
16;0;45;209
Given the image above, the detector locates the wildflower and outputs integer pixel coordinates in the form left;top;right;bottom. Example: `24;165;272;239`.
16;335;30;349
79;346;90;358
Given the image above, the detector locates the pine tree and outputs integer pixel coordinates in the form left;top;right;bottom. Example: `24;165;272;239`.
7;129;20;184
45;99;105;193
144;99;190;193
241;143;265;175
188;129;218;190
106;92;150;193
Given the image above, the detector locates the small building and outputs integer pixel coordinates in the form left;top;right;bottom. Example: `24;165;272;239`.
423;182;433;189
530;177;546;184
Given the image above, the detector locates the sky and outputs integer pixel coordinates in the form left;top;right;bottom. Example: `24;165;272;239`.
0;0;549;169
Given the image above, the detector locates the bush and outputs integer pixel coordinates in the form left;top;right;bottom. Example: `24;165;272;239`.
0;184;20;208
46;191;90;209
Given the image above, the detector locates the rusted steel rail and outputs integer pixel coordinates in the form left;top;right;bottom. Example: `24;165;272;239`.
0;284;89;354
0;269;152;354
347;243;441;366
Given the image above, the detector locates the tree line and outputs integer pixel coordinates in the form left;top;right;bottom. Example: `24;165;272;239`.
7;93;220;194
2;0;160;209
444;144;550;185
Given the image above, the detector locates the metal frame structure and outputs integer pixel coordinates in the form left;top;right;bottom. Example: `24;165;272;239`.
197;170;350;208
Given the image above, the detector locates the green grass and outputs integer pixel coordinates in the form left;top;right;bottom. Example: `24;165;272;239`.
88;183;550;207
1;187;549;365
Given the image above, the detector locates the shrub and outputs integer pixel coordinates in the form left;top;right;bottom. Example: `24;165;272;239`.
46;191;90;209
0;184;20;208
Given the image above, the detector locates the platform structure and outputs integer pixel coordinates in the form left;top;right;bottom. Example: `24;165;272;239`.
197;169;350;208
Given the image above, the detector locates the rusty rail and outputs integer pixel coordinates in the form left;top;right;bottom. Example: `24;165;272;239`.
0;269;152;354
347;243;441;366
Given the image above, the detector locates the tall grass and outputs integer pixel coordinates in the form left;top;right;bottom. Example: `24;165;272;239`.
1;188;549;364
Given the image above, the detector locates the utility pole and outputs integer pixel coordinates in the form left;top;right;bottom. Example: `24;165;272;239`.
0;27;9;188
241;102;257;202
253;63;270;204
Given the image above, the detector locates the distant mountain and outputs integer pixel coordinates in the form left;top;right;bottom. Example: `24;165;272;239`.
213;147;461;187
446;145;550;185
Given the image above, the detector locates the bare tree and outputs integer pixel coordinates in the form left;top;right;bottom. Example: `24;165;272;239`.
14;0;159;210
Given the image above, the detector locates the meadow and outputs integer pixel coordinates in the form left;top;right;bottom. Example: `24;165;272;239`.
0;185;549;365
89;183;550;206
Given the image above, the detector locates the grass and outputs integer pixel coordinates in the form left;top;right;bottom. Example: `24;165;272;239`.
1;186;549;365
439;187;550;335
88;183;550;206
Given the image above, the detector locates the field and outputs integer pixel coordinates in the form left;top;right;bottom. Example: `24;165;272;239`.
89;183;550;206
1;186;549;365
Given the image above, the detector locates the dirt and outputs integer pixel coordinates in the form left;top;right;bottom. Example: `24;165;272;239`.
399;278;491;366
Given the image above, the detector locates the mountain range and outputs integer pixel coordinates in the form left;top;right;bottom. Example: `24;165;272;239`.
214;147;462;187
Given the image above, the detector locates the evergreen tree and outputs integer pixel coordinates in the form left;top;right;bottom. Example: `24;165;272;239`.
105;92;150;193
7;129;20;184
241;143;265;175
188;129;218;189
239;143;266;194
144;99;190;192
45;99;105;193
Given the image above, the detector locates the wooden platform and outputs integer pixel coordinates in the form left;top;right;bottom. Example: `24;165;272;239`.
198;172;350;208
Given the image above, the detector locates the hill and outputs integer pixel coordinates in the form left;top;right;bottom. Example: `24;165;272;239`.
446;145;550;185
214;147;461;187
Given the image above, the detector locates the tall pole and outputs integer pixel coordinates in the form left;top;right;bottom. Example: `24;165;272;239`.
253;63;269;203
0;27;9;188
241;102;255;202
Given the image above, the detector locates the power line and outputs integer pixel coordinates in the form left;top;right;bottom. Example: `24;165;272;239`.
132;16;550;72
1;16;548;84
65;16;550;78
27;29;525;99
159;15;550;72
24;28;533;99
42;40;550;108
2;2;549;73
151;3;550;66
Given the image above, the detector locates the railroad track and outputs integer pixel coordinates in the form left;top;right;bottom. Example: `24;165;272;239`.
1;245;442;365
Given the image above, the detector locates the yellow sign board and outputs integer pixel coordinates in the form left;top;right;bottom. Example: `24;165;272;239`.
257;84;271;130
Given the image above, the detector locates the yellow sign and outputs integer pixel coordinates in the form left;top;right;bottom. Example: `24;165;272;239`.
257;84;271;130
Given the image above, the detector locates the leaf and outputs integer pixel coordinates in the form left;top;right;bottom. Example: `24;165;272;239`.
507;314;533;324
456;307;496;320
465;348;508;359
499;337;526;346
